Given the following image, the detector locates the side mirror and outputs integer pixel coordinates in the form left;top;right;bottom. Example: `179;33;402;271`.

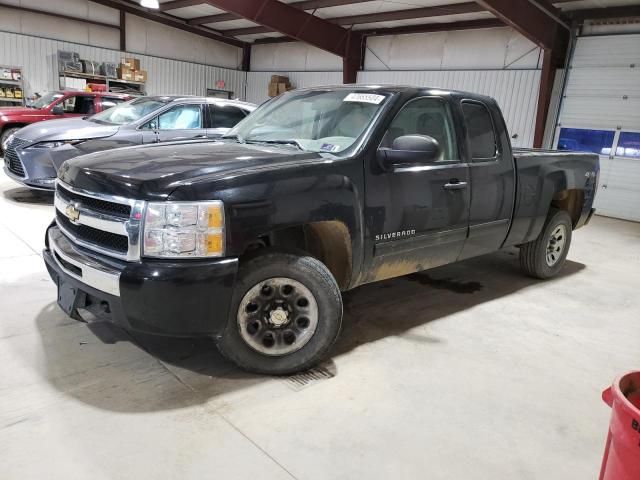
377;135;441;169
51;104;64;115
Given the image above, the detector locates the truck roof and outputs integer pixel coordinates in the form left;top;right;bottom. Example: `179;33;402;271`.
292;84;497;104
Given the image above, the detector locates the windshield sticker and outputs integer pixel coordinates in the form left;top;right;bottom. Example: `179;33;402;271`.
320;143;341;152
343;93;385;105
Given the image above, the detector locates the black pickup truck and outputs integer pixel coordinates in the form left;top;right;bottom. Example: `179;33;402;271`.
44;85;599;374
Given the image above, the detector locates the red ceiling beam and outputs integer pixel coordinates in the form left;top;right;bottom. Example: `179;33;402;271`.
222;1;486;36
203;0;361;58
474;0;565;50
188;0;373;25
361;18;505;37
89;0;246;48
159;0;204;11
566;5;640;21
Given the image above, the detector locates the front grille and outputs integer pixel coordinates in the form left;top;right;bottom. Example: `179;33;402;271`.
57;184;131;218
56;211;129;254
4;137;30;178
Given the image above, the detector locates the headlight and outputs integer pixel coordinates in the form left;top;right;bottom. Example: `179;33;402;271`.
28;140;86;149
142;201;225;258
2;133;14;151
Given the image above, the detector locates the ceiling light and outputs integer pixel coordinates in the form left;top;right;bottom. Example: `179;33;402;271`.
140;0;159;8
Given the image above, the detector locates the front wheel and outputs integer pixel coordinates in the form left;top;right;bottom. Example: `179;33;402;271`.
519;208;573;279
217;251;343;375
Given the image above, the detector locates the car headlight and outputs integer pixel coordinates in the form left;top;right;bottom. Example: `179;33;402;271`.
142;201;225;258
28;140;86;149
1;133;14;151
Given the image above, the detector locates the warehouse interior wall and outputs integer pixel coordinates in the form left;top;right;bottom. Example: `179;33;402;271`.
0;0;244;98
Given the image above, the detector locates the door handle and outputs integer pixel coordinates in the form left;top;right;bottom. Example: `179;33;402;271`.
194;134;207;139
443;181;468;190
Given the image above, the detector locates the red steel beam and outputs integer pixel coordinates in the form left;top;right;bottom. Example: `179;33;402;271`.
188;0;373;25
222;1;485;36
89;0;247;48
361;18;505;37
566;5;640;21
474;0;564;50
159;0;205;11
203;0;362;59
533;49;556;147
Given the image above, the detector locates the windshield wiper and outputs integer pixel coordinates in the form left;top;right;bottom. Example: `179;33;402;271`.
246;139;305;151
222;133;245;144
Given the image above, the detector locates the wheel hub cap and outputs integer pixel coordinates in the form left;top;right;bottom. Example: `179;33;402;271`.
237;277;319;356
545;224;567;267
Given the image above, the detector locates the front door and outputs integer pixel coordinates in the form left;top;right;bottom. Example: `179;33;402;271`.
154;104;207;143
59;94;97;118
362;96;470;284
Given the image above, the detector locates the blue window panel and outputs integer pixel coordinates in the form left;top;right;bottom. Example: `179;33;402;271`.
557;128;615;155
616;132;640;158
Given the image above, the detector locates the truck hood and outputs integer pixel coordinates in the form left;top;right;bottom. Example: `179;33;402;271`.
15;117;119;143
59;140;326;200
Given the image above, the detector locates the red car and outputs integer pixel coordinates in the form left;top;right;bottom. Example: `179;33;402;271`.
0;90;131;152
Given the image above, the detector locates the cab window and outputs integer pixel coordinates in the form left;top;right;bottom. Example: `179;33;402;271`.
461;101;497;160
157;104;202;130
210;104;247;128
61;95;95;114
381;97;458;161
101;96;126;110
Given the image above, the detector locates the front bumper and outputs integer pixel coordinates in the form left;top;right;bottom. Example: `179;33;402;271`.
44;225;239;336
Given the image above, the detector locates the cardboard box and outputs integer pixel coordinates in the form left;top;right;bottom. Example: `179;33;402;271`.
121;57;141;70
268;82;279;97
270;75;289;84
133;70;147;82
277;82;291;94
117;66;134;80
5;88;14;98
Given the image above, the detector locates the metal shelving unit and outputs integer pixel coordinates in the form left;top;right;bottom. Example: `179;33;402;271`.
59;70;146;96
0;66;25;106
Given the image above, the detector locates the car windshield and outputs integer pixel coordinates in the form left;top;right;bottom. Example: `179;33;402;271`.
31;91;64;109
88;97;168;125
225;89;391;153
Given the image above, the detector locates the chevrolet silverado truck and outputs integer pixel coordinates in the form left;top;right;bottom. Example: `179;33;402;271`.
43;85;599;375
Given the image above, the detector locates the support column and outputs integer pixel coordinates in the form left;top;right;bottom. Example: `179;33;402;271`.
533;48;556;148
119;10;126;52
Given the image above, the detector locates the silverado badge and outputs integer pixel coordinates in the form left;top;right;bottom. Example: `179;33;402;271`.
65;204;80;222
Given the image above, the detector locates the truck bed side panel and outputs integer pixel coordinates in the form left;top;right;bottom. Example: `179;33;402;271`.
503;149;599;247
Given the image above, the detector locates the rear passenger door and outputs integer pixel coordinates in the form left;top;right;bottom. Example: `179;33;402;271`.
457;100;515;260
207;103;248;138
153;103;207;143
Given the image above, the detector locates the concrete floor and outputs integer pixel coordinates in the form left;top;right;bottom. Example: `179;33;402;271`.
0;169;638;480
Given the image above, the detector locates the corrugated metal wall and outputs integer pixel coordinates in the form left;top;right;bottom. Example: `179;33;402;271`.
0;30;247;99
245;71;343;104
357;69;541;148
555;34;640;222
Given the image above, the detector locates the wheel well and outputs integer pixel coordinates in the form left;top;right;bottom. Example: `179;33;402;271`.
551;189;584;227
243;221;353;290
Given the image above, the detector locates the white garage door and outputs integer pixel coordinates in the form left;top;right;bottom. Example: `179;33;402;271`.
554;34;640;222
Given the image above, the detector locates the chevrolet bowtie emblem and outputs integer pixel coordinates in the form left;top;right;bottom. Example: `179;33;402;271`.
65;203;80;222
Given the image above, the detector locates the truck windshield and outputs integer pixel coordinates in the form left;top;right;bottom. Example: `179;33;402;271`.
225;89;390;153
30;91;64;109
88;97;168;125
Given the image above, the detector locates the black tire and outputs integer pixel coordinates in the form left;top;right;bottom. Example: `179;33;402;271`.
1;127;20;154
217;251;343;375
520;208;572;279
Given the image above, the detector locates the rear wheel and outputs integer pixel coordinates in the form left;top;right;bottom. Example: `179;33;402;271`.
217;251;342;375
0;127;20;154
519;208;572;279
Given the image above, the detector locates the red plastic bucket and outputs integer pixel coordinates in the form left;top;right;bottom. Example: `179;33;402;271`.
599;371;640;480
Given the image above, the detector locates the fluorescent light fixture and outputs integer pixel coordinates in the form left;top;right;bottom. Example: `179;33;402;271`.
140;0;159;8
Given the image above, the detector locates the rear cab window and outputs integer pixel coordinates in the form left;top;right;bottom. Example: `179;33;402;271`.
461;101;498;161
209;104;247;128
